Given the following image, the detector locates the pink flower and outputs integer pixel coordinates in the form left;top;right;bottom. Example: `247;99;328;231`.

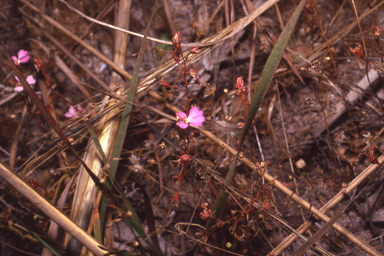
14;75;36;92
176;106;205;129
12;49;30;66
65;106;83;119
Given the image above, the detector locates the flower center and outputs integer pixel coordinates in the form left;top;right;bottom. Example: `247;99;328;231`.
185;118;190;123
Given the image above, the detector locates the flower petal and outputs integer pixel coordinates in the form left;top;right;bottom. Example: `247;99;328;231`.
18;49;28;59
188;106;203;120
14;86;23;92
12;56;19;65
20;55;30;63
189;115;205;127
176;111;187;119
176;120;188;129
26;75;36;85
64;112;73;118
65;106;77;118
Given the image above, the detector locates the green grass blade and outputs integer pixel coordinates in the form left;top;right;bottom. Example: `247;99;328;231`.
102;1;159;254
206;0;307;231
205;158;238;229
108;0;156;186
113;181;158;255
86;121;107;163
239;0;307;149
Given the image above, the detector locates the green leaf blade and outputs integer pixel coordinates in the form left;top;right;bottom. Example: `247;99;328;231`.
206;0;307;231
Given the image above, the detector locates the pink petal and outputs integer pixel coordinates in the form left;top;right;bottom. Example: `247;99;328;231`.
64;112;73;118
189;115;205;127
15;76;20;82
188;106;203;120
176;111;187;119
18;49;29;59
14;86;23;92
12;56;19;65
69;106;76;114
20;55;30;63
65;106;77;118
176;120;188;129
26;75;36;85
